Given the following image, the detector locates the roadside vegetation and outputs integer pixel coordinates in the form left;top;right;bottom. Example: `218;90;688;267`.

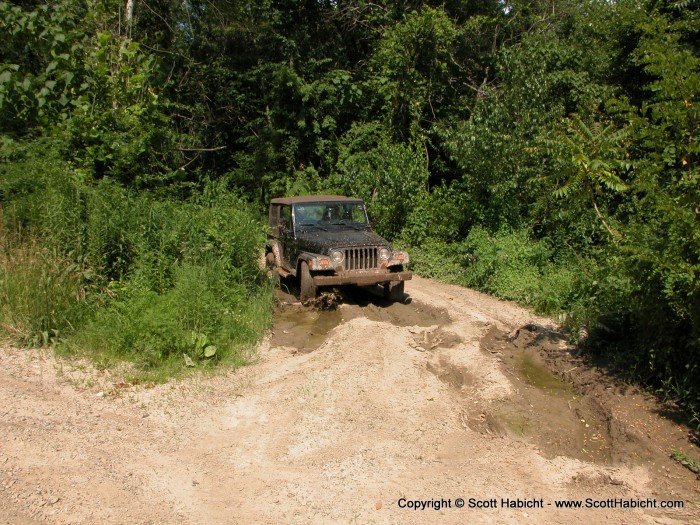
0;1;698;423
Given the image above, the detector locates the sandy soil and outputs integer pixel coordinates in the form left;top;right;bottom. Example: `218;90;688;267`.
1;275;699;524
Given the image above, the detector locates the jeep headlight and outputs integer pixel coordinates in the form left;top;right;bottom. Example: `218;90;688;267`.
331;250;344;264
379;248;391;260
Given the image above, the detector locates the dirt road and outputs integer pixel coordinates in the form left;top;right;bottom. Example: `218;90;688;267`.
1;276;698;524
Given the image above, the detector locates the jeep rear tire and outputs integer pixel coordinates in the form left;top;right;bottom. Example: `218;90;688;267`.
299;261;317;302
265;252;280;286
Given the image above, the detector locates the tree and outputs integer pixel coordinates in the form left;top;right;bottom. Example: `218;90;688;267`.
549;115;630;241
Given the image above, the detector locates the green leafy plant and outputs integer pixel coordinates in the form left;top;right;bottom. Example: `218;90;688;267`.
187;331;217;359
546;114;630;240
670;451;700;478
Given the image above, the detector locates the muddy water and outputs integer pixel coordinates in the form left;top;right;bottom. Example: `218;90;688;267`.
270;286;450;353
270;304;344;353
519;351;572;394
480;327;615;463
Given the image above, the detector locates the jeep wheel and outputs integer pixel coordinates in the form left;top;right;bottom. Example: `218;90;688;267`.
299;261;317;302
385;281;404;302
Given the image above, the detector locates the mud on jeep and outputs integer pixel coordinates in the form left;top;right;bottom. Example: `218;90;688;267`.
265;195;412;302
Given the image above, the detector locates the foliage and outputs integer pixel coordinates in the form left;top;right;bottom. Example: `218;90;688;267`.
334;137;428;239
0;0;89;132
70;260;273;374
372;7;458;141
407;226;584;316
670;451;700;478
0;139;272;378
0;232;88;346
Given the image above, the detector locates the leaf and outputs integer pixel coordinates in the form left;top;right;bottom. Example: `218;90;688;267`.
183;354;195;367
203;345;217;358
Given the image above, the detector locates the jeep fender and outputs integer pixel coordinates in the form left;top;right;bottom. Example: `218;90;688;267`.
270;242;281;264
296;252;320;276
266;241;288;275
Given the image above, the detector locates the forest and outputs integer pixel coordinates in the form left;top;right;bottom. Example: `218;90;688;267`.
0;1;698;423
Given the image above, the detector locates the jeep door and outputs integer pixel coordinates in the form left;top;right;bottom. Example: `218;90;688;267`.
279;204;296;271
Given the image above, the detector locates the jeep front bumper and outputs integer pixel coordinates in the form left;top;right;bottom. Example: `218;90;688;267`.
311;270;412;287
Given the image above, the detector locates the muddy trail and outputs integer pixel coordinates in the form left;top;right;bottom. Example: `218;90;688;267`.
1;276;699;524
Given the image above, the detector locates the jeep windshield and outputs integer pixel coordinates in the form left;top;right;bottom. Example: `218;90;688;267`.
293;202;369;232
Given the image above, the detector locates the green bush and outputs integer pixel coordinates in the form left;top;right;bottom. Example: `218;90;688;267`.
404;239;467;284
0;140;273;378
67;187;274;374
399;184;465;246
70;261;273;374
460;227;546;305
408;226;584;316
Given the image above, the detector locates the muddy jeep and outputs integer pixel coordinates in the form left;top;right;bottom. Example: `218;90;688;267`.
266;195;412;302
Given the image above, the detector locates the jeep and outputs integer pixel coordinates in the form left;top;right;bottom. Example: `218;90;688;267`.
266;195;412;301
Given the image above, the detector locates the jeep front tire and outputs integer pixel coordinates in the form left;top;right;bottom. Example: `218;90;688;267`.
299;261;317;302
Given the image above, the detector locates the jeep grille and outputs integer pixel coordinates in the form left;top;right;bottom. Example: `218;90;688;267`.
344;247;379;271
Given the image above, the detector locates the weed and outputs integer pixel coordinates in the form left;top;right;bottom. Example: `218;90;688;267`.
0;231;88;344
670;451;700;478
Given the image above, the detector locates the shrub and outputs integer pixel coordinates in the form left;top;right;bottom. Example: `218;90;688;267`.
408;226;585;316
70;261;273;374
461;227;550;307
0;139;274;378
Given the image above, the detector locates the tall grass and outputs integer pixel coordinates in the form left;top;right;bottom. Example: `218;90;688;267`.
0;230;88;345
69;260;274;378
0;138;274;378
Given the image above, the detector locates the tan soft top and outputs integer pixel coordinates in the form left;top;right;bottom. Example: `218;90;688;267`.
270;195;362;205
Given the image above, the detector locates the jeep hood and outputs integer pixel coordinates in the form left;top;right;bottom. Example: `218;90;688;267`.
296;229;389;254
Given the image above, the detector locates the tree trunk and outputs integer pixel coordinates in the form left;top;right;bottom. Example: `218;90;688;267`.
126;0;134;23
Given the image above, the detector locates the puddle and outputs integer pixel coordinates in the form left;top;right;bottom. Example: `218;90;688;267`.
363;300;450;327
479;327;614;463
519;352;572;395
270;300;343;353
270;287;449;354
426;357;474;390
340;286;451;327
